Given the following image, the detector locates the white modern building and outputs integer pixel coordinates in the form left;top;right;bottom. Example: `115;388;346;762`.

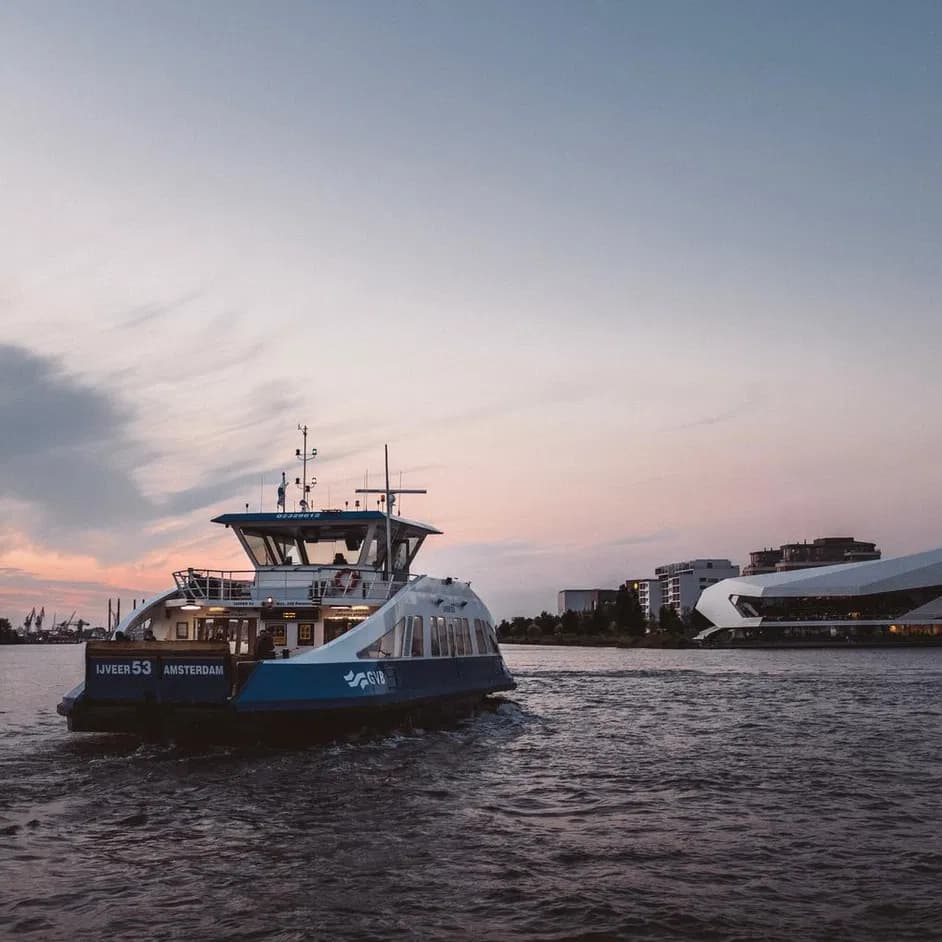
632;578;663;621
654;558;740;618
695;546;942;644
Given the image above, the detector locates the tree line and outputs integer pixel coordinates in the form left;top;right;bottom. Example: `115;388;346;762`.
0;618;20;644
496;583;706;642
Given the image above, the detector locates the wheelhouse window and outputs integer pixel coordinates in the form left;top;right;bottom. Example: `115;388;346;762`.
242;531;278;566
459;618;472;656
300;526;365;567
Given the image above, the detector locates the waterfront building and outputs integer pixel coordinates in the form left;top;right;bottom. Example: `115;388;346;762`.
654;559;740;618
557;589;618;614
743;537;880;576
695;546;942;644
632;578;663;622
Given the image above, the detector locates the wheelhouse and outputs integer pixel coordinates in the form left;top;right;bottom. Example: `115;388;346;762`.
219;510;440;574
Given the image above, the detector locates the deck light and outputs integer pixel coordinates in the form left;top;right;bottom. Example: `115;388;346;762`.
180;603;201;611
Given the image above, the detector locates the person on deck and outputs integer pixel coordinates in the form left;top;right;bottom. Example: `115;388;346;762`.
254;628;275;660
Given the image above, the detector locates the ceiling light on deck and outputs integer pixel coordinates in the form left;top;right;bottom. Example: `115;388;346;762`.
180;603;201;611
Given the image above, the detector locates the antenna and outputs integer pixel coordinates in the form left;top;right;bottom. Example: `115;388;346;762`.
356;444;427;578
295;424;318;511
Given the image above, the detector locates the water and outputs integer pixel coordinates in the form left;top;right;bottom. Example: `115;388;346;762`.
2;644;942;941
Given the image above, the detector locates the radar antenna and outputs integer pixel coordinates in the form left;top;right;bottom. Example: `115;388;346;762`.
356;444;427;578
295;424;318;511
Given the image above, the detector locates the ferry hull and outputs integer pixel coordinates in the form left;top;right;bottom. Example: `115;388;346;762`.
58;652;515;742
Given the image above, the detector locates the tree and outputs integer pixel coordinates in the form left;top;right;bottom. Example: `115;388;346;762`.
658;605;685;634
560;609;580;634
0;617;19;644
534;610;558;636
509;616;530;638
613;583;646;636
584;604;611;635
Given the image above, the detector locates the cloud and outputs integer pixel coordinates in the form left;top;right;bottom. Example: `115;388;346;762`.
0;343;277;533
661;383;767;432
117;292;202;329
607;529;677;547
0;567;155;623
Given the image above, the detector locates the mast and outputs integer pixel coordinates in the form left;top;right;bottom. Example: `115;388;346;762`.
356;444;427;579
385;445;392;578
295;424;317;511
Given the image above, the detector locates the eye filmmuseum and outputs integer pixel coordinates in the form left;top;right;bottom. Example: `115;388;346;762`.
694;547;942;645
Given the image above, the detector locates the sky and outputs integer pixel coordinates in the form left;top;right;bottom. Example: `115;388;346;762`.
1;1;941;623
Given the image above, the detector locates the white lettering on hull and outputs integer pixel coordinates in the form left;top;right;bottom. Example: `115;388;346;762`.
93;662;223;677
163;664;224;676
95;661;153;676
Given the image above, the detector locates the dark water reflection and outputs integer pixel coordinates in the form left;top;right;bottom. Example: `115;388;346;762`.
2;644;942;940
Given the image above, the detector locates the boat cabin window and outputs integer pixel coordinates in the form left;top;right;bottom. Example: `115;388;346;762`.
367;532;425;573
358;615;426;659
358;617;407;659
300;526;365;566
474;619;487;654
242;531;279;566
410;616;424;656
458;618;472;655
430;616;448;656
484;622;498;653
270;534;302;564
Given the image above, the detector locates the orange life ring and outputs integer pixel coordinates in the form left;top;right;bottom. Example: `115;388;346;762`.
332;569;361;591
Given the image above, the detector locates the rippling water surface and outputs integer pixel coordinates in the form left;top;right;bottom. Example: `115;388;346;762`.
2;644;942;941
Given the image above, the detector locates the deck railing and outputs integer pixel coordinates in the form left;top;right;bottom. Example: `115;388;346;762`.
172;567;417;607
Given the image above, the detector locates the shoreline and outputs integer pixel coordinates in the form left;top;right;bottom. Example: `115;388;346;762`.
502;635;942;650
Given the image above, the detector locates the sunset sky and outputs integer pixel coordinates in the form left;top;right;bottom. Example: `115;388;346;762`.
1;1;941;623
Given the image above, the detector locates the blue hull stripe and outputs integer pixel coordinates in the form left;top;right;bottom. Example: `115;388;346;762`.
233;655;514;714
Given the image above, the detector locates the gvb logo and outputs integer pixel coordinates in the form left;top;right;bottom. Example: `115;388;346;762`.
344;669;386;690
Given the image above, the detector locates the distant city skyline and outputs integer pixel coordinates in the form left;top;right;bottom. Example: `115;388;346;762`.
2;2;941;621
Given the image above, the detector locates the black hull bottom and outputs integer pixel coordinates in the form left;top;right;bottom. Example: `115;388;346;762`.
64;691;509;744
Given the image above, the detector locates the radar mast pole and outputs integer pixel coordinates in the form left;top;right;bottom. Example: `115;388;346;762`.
295;424;317;511
355;446;428;581
385;444;392;579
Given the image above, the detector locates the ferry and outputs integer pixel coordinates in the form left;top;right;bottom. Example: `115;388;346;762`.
57;432;515;741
